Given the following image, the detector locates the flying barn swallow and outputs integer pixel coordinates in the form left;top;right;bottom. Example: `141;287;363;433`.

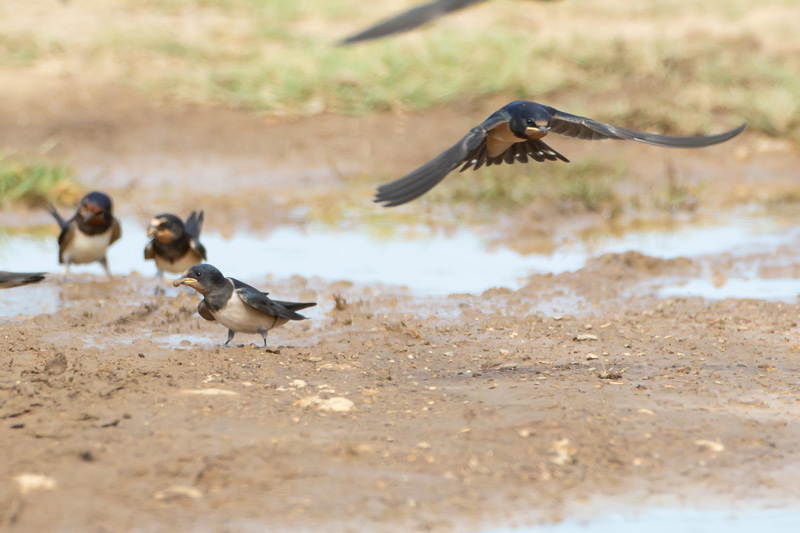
174;264;316;351
48;191;122;276
0;271;46;289
145;212;207;285
339;0;558;45
374;101;746;206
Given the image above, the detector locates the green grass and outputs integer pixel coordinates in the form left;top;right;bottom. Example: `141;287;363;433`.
0;156;84;208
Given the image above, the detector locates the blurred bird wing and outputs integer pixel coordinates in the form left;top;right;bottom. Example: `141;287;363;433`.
190;240;208;261
144;239;155;260
545;106;746;147
57;223;76;261
340;0;485;45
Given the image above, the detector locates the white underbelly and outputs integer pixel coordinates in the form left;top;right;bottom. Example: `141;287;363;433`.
211;296;288;334
155;252;202;274
64;230;113;264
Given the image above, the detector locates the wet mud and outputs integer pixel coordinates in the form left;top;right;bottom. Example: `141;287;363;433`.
3;85;800;531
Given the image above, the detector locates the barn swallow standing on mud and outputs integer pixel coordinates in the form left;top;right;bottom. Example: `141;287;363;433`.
0;271;46;289
374;101;746;206
48;191;122;276
145;212;207;288
339;0;558;45
174;264;316;352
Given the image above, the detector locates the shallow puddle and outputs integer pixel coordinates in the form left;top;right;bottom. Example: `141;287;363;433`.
489;507;800;533
1;216;798;317
658;277;800;302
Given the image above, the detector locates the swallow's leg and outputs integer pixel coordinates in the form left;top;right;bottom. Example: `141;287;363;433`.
260;329;280;354
223;329;244;348
154;269;165;295
100;256;113;279
62;262;71;282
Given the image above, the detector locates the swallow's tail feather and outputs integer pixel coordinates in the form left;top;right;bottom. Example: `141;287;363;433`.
47;204;68;230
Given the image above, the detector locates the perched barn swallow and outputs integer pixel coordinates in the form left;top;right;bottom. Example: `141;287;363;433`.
174;264;316;351
145;212;207;284
48;191;122;276
0;271;46;289
375;101;746;206
339;0;558;45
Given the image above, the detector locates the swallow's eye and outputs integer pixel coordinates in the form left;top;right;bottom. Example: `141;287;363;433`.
526;118;534;126
195;271;202;278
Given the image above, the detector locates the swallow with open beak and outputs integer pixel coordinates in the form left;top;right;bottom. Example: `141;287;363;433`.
339;0;559;45
48;191;122;276
145;212;207;286
374;100;746;206
174;264;316;351
0;271;46;289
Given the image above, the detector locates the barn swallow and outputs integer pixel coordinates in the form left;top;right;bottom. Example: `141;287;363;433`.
374;101;746;206
339;0;558;45
48;191;122;276
0;271;46;289
145;211;207;287
174;264;316;351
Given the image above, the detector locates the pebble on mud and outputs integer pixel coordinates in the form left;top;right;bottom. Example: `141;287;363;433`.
549;439;576;466
14;473;57;494
290;379;308;389
297;395;355;413
695;440;725;453
574;334;599;341
154;485;203;501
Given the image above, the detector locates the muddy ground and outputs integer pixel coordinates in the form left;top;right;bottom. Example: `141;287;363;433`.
3;83;800;532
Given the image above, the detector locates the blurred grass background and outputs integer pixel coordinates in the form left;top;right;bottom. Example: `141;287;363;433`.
1;0;797;139
0;0;797;214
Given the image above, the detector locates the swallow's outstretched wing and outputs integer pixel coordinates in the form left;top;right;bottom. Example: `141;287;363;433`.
545;106;746;147
374;116;566;207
